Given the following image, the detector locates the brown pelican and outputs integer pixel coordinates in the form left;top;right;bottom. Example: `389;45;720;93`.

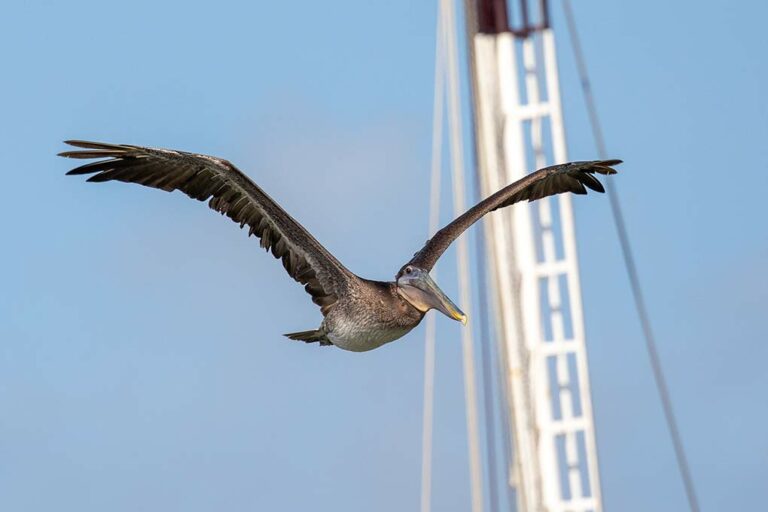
60;140;620;352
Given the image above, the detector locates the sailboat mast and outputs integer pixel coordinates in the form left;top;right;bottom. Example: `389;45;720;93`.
463;1;604;511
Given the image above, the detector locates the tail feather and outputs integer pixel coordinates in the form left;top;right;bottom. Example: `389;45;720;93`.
284;329;332;346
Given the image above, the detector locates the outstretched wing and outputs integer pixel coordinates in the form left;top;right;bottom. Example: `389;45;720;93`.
407;160;621;271
60;140;358;315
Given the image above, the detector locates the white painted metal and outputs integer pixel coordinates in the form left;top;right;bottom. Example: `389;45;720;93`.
471;27;603;512
474;33;542;512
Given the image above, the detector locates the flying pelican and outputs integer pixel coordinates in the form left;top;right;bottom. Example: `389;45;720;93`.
60;140;620;352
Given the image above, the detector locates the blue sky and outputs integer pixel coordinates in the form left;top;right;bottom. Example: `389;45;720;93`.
1;1;766;511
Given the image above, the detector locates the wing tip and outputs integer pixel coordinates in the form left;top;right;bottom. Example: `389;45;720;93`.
59;140;131;161
59;150;92;159
569;159;622;193
594;159;622;175
63;139;124;149
581;174;606;193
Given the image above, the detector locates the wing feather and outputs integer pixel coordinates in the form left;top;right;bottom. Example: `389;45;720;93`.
61;140;357;315
407;160;621;271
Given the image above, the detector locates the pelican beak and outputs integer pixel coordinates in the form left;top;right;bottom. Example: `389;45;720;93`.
397;269;467;325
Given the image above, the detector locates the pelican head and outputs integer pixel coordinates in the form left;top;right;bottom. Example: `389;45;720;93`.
395;265;467;324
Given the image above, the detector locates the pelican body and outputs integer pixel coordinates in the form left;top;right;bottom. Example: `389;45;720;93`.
61;140;619;352
312;280;425;352
297;268;463;352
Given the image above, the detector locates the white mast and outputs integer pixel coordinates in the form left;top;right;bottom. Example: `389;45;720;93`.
465;2;602;511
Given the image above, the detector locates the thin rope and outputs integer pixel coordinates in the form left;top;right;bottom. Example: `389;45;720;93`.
474;213;500;512
462;5;501;512
460;3;515;509
420;3;445;511
561;2;701;511
442;0;484;510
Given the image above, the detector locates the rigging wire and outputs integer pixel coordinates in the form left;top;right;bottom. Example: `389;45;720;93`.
561;2;701;511
419;3;445;510
421;3;485;511
460;2;502;512
473;206;501;512
442;0;485;509
460;3;519;510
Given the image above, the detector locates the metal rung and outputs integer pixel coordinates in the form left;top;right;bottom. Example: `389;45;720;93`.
534;261;572;276
558;497;598;511
533;342;583;357
506;101;552;120
539;418;588;434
